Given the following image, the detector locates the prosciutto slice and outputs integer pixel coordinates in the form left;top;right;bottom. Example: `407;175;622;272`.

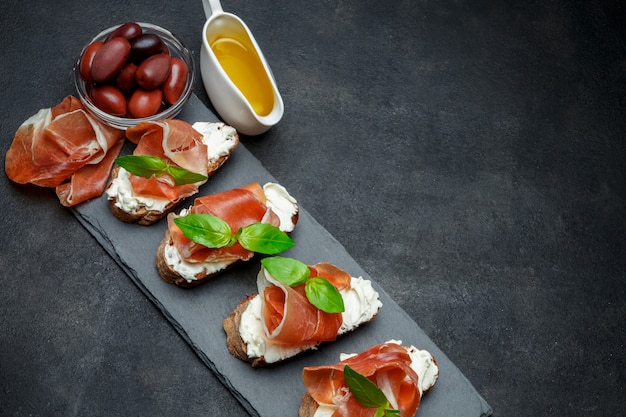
5;96;125;206
124;120;208;200
259;262;349;347
167;182;280;263
302;342;422;417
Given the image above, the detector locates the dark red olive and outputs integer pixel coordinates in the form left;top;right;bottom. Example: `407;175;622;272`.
128;88;163;118
162;57;189;105
129;34;164;62
78;41;103;83
90;85;127;116
106;22;142;41
135;53;171;90
115;63;137;92
91;37;131;83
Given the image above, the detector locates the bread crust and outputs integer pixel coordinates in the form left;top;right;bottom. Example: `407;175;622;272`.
298;393;319;417
222;295;269;367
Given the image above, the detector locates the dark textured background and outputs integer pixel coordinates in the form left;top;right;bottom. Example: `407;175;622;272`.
1;0;625;416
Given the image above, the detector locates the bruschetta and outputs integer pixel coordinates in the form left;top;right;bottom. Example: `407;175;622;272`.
223;257;382;366
299;340;439;417
106;120;238;225
156;182;299;287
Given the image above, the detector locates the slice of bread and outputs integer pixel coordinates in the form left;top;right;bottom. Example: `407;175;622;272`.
106;121;239;225
156;182;299;287
297;393;322;417
223;274;382;367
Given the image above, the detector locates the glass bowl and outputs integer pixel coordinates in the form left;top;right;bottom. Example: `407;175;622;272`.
74;22;194;130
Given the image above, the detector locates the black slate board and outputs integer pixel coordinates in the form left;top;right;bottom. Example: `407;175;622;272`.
72;94;492;417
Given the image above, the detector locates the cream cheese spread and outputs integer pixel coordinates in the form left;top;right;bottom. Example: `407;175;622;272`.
191;121;238;164
106;167;171;213
262;182;298;233
238;268;382;364
106;121;238;213
163;182;298;283
163;221;232;282
406;344;440;395
313;340;439;417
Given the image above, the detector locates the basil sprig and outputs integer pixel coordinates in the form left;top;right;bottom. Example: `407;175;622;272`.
260;256;345;314
343;365;400;416
115;155;208;186
174;213;294;254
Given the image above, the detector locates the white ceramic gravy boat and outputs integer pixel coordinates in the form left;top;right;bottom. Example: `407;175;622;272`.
200;0;284;136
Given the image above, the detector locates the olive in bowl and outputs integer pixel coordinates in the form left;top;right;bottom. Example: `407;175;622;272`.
74;22;194;129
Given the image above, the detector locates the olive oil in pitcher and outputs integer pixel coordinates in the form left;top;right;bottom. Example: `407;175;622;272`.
210;35;275;116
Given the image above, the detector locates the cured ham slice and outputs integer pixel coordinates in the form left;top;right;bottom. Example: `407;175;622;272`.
55;138;124;206
128;119;208;176
124;120;209;200
302;342;430;417
262;283;343;346
5;96;125;206
259;262;348;347
167;182;280;263
309;262;352;291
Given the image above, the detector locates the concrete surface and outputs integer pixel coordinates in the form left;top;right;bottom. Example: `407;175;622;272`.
1;0;624;416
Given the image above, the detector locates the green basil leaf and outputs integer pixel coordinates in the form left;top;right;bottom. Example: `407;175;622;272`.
374;409;386;417
173;214;233;248
115;155;208;186
238;223;295;255
165;164;208;186
115;155;167;178
384;410;400;416
343;365;389;409
261;256;309;286
305;277;345;313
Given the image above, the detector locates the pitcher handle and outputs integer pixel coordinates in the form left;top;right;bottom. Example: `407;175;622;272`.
202;0;223;19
